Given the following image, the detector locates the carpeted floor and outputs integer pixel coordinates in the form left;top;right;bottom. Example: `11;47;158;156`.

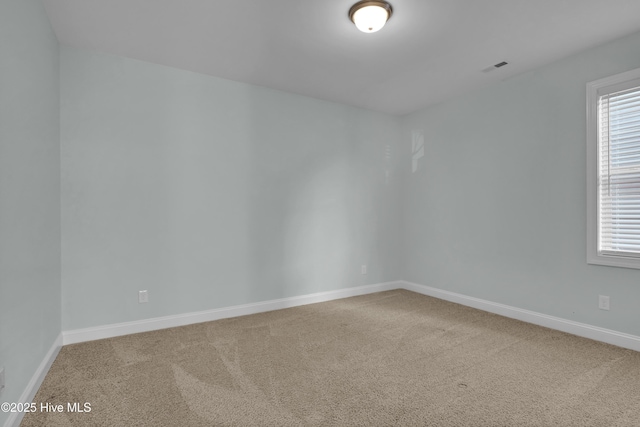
21;290;640;426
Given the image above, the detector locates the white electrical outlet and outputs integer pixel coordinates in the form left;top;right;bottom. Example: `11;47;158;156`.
598;295;610;311
138;290;149;304
361;265;367;274
0;367;5;397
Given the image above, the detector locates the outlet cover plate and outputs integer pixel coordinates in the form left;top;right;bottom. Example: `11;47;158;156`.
138;290;149;304
598;295;610;311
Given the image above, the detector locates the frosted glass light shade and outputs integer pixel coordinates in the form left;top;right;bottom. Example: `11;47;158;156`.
349;1;393;33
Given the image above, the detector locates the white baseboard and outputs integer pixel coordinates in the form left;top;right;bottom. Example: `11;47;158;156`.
4;333;62;427
61;278;640;351
399;280;640;352
63;281;401;345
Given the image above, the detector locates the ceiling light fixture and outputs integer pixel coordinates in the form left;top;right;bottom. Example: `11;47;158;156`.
349;1;393;33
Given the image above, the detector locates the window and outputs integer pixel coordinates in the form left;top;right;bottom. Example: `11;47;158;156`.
587;67;640;269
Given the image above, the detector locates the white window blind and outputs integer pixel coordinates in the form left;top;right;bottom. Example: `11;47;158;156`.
597;84;640;258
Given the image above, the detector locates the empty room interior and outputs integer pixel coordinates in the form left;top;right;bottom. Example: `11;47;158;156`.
3;0;640;425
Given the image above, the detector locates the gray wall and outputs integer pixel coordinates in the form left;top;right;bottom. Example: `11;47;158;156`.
402;31;640;336
60;46;402;331
0;0;61;423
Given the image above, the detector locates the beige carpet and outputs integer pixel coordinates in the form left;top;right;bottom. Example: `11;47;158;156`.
21;290;640;426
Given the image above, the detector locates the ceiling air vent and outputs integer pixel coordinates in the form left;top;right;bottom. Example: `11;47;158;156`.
482;61;509;73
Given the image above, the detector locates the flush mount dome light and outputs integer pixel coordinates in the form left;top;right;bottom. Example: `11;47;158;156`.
349;0;393;33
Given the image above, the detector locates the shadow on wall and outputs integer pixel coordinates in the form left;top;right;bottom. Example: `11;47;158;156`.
243;92;397;301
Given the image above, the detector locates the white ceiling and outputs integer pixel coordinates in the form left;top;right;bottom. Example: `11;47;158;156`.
43;0;640;116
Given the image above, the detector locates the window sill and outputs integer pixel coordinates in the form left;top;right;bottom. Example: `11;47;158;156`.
587;253;640;270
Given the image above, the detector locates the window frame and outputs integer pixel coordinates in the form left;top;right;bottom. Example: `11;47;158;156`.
586;67;640;269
